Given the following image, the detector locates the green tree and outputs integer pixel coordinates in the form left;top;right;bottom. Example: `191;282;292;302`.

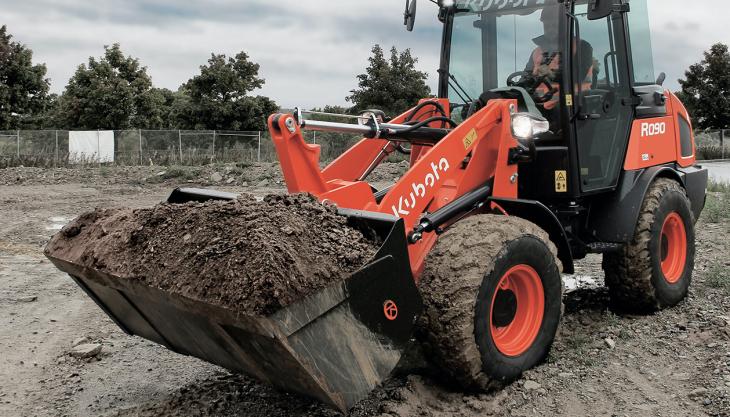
175;52;278;131
57;44;164;129
347;45;431;116
149;87;177;129
309;105;349;121
677;43;730;130
0;25;52;129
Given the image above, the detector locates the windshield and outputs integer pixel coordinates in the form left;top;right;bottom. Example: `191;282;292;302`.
447;1;564;108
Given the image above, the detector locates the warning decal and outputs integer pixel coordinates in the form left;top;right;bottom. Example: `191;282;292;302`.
462;128;478;150
555;170;567;193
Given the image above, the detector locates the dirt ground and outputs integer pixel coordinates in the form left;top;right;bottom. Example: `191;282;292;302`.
1;164;729;417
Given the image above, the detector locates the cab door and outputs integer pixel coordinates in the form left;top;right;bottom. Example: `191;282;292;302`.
571;4;633;193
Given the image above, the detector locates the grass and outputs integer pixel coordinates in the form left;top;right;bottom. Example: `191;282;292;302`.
162;167;201;181
702;194;729;223
143;166;201;184
563;332;591;351
705;262;730;293
707;178;730;193
702;179;730;223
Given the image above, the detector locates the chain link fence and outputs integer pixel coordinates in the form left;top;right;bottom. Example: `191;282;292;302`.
0;129;363;168
5;127;726;168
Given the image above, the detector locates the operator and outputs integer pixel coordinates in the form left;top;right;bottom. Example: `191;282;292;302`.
525;6;594;130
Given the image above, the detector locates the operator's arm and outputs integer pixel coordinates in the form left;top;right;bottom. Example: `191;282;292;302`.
578;40;594;84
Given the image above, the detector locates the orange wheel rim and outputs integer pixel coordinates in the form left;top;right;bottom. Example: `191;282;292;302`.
660;212;687;284
490;265;544;357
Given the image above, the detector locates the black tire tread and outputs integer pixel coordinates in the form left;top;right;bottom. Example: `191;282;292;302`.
603;178;694;310
418;215;561;390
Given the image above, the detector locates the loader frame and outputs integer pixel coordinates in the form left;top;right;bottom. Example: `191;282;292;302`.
43;1;710;413
268;0;708;280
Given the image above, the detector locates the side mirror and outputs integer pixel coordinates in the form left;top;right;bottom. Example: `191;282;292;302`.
656;72;666;86
404;0;417;32
587;0;613;20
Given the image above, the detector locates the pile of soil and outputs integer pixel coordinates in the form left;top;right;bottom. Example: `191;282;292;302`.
44;193;379;315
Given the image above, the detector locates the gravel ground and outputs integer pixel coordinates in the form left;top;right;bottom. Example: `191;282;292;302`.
0;162;409;188
0;166;728;417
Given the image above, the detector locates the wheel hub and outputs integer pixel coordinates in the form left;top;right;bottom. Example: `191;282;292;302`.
660;212;687;284
492;289;517;327
489;265;545;357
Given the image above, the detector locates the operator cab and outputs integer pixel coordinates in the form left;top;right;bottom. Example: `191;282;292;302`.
438;0;661;197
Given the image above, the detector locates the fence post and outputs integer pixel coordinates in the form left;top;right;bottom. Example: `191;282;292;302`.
212;130;216;162
313;131;317;145
16;129;20;159
97;130;101;166
257;131;262;162
178;130;183;164
722;129;726;160
139;129;143;165
55;130;59;167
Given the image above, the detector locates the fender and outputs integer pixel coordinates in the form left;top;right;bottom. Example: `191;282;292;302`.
489;197;574;274
587;165;707;243
677;165;708;221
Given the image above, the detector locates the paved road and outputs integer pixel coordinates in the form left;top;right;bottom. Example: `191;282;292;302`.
701;160;730;182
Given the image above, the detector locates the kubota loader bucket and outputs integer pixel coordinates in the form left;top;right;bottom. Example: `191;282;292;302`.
45;188;423;413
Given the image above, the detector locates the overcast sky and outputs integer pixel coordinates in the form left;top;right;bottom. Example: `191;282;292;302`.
3;0;728;109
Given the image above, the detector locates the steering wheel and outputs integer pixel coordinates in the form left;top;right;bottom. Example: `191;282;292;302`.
506;71;558;104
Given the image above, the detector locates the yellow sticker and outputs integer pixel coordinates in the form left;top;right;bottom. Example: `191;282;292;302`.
462;128;478;150
565;94;573;107
555;170;568;193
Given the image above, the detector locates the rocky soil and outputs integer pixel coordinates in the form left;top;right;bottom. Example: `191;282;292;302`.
45;193;378;315
0;161;410;189
0;166;728;417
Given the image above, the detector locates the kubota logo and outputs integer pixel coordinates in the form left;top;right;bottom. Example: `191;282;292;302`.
391;157;450;217
460;0;546;12
383;300;398;321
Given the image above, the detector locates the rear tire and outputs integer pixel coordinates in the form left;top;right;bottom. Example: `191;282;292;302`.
603;178;695;312
419;215;563;389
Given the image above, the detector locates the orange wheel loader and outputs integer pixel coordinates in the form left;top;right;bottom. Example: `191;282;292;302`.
46;0;708;413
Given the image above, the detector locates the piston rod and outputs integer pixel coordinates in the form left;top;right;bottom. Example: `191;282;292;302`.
299;119;451;143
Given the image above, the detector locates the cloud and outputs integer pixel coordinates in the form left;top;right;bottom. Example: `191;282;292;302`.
4;0;443;108
648;0;728;88
3;0;728;109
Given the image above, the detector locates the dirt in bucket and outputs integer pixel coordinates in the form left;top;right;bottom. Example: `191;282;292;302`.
44;193;380;315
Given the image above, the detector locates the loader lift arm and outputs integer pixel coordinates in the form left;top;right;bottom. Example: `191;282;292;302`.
269;98;526;278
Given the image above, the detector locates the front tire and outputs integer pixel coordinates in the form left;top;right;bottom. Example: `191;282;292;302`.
603;178;695;312
419;215;563;389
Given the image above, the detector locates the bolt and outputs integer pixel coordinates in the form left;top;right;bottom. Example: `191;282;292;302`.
510;173;519;184
285;118;296;133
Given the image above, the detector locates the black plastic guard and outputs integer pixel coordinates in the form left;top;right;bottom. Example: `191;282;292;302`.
489;197;575;274
587;165;708;243
167;187;238;204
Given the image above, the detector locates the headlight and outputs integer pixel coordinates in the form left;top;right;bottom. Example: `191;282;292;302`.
511;113;549;142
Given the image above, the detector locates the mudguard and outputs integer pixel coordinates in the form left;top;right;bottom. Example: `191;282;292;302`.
489;197;575;274
587;165;708;243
